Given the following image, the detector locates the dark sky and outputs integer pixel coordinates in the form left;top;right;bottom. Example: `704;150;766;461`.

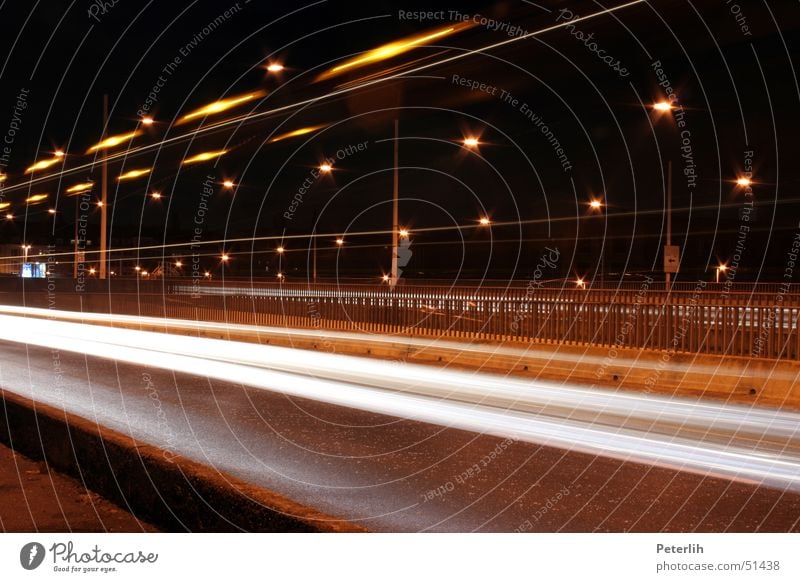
0;0;798;282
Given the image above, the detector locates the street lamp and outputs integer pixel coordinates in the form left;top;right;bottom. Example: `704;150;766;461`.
141;116;155;126
736;177;752;187
716;264;727;283
576;277;586;289
335;238;344;246
652;101;673;112
222;180;235;189
266;63;284;73
589;199;602;210
150;191;162;200
399;228;409;239
479;216;491;226
221;254;230;262
382;274;391;283
319;163;332;173
463;137;480;148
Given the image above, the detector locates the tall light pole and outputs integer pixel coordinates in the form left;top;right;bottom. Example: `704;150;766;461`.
99;94;109;280
390;119;399;287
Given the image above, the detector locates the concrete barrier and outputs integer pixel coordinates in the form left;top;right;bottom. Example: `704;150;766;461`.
0;389;364;532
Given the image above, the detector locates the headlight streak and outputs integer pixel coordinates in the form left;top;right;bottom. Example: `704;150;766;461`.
0;1;646;195
0;308;798;492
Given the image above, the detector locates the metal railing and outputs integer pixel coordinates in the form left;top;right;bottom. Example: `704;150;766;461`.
2;278;799;360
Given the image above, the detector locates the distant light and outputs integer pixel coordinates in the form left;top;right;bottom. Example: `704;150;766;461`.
86;131;142;153
116;168;151;181
110;271;116;276
222;180;235;189
399;228;409;238
48;208;57;214
141;117;155;126
335;238;344;246
96;201;104;207
319;163;333;173
150;192;162;200
277;272;285;280
25;194;49;204
134;266;141;272
66;182;94;194
221;254;230;262
175;261;183;268
182;149;228;165
276;246;285;254
25;155;64;174
718;264;728;272
576;278;586;289
653;101;673;111
266;63;284;73
479;217;491;226
737;177;752;187
316;23;471;81
204;271;211;278
463;137;480;148
5;213;13;220
589;199;602;210
89;267;96;275
54;150;66;158
268;124;327;144
382;274;390;282
178;90;266;124
141;270;149;276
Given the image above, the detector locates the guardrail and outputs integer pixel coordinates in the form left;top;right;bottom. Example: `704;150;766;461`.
1;278;799;360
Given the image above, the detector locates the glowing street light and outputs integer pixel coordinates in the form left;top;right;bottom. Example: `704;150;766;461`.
96;201;104;207
716;263;728;283
463;137;480;148
276;246;285;254
48;208;57;214
25;194;49;204
141;117;155;126
382;274;391;283
25;155;64;174
177;90;266;124
0;172;6;183
5;213;13;220
266;63;284;73
576;277;586;289
134;266;141;272
86;131;142;153
221;254;230;262
89;267;96;275
54;150;66;158
65;182;94;194
204;271;211;278
222;180;235;189
319;163;332;173
182;149;228;165
268;124;327;144
335;238;344;246
589;199;603;210
116;168;151;181
150;192;162;200
736;177;752;187
399;228;409;239
276;272;285;281
653;100;673;112
479;217;491;226
175;261;183;268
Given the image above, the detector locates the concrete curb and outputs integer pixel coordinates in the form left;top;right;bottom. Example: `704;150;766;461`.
0;389;364;532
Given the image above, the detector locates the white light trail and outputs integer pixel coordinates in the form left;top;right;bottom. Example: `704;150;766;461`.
0;308;798;491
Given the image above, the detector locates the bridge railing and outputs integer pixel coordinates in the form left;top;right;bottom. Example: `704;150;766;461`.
1;278;799;360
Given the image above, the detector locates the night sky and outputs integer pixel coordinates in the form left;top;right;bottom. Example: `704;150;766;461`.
0;0;798;282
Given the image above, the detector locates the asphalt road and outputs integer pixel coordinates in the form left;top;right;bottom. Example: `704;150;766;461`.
1;338;799;532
